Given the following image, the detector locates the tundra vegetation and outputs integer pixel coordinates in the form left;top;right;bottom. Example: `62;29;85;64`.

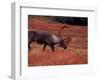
28;15;88;66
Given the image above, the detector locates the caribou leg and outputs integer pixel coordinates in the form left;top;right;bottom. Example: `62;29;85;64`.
43;43;47;51
28;41;33;50
50;45;55;52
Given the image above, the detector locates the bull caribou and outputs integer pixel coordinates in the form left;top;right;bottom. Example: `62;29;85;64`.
28;26;71;52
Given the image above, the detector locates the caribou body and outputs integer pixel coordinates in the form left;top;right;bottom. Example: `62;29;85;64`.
28;26;71;52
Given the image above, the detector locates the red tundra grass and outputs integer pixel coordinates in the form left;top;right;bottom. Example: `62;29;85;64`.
28;16;88;66
28;44;87;66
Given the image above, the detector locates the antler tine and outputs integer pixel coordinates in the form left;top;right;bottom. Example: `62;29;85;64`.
63;37;71;44
59;25;68;39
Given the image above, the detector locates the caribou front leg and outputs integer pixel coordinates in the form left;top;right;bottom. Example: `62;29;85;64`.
50;44;55;52
43;43;47;51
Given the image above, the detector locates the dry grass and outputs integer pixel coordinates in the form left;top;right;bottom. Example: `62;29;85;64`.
28;16;88;66
28;42;87;66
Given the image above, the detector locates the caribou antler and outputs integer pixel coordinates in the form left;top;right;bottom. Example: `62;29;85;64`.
59;25;68;39
59;26;66;38
59;25;71;44
64;37;71;44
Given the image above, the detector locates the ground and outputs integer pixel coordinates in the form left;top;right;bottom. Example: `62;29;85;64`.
28;16;88;66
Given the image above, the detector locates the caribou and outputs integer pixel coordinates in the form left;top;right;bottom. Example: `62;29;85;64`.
28;26;71;52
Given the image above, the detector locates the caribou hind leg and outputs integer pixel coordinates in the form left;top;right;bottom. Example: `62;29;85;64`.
28;40;33;50
28;43;31;50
